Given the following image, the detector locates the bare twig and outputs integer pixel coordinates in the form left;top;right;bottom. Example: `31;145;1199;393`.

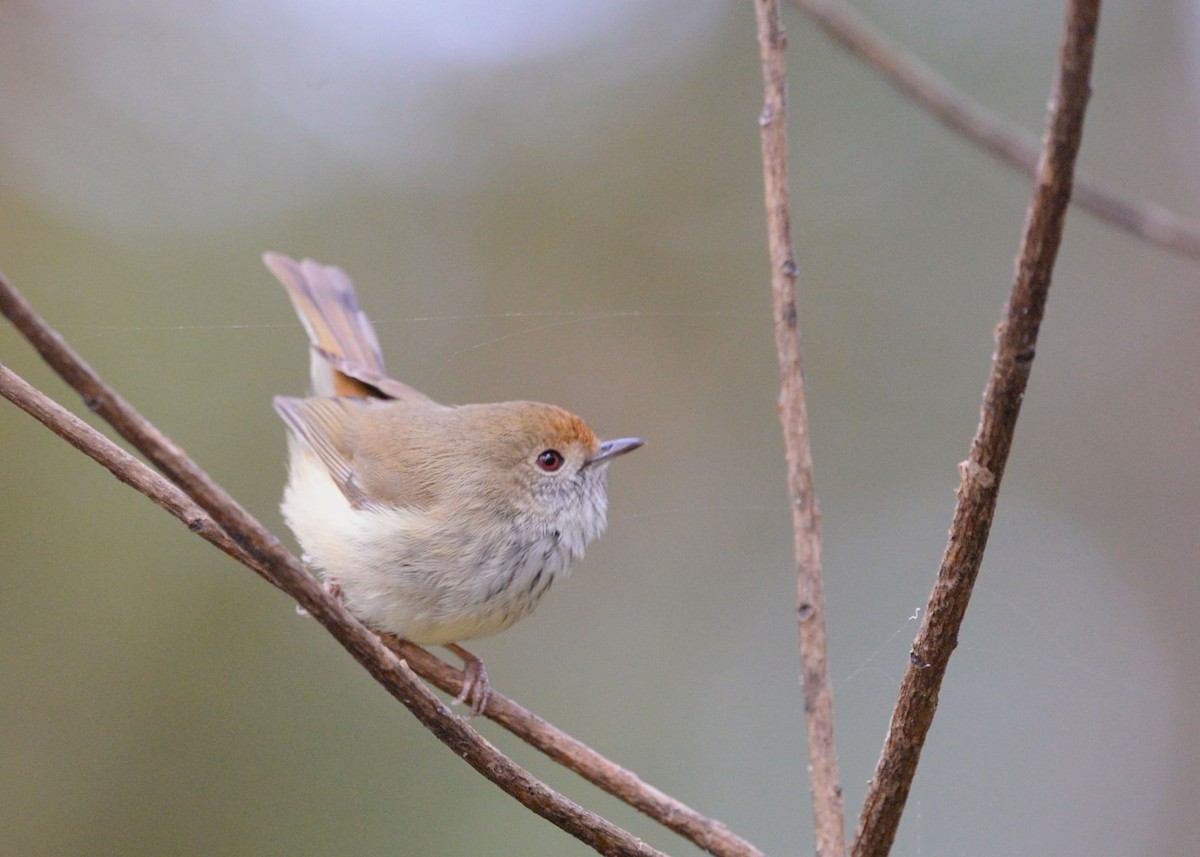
753;3;845;856
1;271;763;857
381;637;764;857
0;269;262;538
790;0;1200;260
851;3;1102;855
0;362;263;578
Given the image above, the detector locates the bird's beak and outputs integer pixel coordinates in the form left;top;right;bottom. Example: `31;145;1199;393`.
586;437;644;467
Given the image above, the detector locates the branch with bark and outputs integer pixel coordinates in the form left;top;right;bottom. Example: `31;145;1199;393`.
754;2;845;856
790;0;1195;260
851;2;1101;854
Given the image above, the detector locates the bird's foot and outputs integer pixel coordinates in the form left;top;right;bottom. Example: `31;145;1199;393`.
295;568;343;617
447;643;491;718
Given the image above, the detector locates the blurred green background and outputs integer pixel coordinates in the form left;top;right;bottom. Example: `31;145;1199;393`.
2;2;1198;854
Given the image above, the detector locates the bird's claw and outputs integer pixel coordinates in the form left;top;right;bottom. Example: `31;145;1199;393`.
448;644;491;718
295;576;343;617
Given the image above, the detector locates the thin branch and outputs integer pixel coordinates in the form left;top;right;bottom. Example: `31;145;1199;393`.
381;637;764;857
753;3;845;857
790;0;1200;261
851;3;1102;855
0;267;263;539
0;273;763;857
0;362;264;578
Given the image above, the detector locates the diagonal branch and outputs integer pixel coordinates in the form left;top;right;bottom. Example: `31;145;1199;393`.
0;272;763;857
790;0;1200;261
753;3;845;857
380;637;763;857
0;362;259;576
851;2;1102;855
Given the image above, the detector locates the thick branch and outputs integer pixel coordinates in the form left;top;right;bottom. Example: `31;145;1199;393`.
851;3;1101;855
1;272;763;857
790;0;1199;261
753;3;845;857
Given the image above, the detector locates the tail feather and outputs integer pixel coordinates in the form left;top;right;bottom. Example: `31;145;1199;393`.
264;252;429;402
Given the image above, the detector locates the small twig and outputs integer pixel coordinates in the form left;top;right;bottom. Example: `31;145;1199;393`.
0;272;762;857
753;3;845;857
851;3;1102;855
0;362;264;580
381;637;764;857
790;0;1200;261
0;268;262;538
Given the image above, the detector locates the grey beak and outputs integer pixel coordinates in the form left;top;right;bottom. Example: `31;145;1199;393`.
587;437;644;467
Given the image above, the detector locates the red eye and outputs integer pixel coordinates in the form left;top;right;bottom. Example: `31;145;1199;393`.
536;449;565;472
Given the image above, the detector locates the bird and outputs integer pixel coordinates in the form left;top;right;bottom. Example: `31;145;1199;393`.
264;252;642;714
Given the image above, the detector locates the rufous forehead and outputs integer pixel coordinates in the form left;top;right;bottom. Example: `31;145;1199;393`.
532;407;599;451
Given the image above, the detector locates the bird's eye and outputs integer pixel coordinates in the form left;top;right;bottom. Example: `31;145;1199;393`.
536;449;565;472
